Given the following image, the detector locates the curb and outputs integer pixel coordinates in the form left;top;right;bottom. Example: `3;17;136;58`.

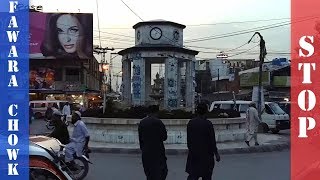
90;142;290;155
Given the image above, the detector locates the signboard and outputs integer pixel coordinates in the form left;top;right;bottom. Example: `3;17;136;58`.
30;12;93;59
273;76;290;87
0;0;30;178
29;68;55;89
240;71;270;87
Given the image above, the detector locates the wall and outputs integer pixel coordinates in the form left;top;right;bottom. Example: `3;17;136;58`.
209;59;229;78
69;117;247;144
30;58;101;91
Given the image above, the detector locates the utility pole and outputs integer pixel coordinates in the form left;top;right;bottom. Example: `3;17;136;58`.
248;32;267;119
94;46;114;114
217;68;220;100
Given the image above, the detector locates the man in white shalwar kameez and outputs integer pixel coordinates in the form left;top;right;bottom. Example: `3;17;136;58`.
65;111;90;170
245;102;262;146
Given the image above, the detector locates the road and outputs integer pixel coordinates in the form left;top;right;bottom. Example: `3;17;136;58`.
30;118;51;135
30;119;290;179
85;151;289;180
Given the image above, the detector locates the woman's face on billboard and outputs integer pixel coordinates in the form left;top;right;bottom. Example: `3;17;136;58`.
56;15;80;54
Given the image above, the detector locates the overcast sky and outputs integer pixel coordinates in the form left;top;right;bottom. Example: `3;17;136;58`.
31;0;291;88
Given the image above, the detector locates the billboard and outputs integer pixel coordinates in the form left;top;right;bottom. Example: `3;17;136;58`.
30;12;93;59
240;72;270;87
29;68;55;89
273;76;290;87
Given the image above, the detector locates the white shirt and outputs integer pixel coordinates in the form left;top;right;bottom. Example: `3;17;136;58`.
62;105;71;116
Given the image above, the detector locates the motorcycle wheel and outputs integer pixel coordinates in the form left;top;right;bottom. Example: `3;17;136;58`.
70;157;89;180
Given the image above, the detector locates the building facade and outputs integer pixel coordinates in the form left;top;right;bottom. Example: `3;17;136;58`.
29;11;101;107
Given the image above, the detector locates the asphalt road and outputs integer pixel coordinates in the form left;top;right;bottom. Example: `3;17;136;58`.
30;119;290;180
85;151;289;180
29;118;52;135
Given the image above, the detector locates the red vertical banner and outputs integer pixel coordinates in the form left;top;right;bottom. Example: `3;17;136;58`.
292;0;320;179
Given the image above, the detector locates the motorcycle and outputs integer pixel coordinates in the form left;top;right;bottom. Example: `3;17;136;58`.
46;115;70;130
30;136;92;180
52;143;92;180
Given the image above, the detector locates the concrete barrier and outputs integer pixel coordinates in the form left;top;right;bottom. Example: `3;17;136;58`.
69;117;247;144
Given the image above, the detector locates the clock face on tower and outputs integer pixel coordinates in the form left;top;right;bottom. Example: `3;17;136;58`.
173;30;179;41
137;30;141;40
150;27;162;40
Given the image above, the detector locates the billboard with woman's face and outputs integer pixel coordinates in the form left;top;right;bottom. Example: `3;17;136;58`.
30;12;93;59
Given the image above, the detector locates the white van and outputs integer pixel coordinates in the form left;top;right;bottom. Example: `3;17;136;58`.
209;100;290;133
29;100;68;119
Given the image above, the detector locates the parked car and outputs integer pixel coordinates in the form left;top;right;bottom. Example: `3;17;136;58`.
30;141;73;180
277;101;290;116
210;100;290;133
29;100;68;119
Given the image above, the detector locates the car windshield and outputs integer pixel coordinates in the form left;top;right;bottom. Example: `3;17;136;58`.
278;103;290;114
269;103;286;115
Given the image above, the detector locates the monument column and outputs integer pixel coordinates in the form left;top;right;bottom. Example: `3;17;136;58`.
121;58;131;104
164;57;179;110
132;57;146;106
185;59;196;112
145;61;152;105
177;62;182;107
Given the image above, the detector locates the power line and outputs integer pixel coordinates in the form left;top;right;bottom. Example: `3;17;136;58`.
185;20;291;43
93;30;135;39
93;36;134;42
186;18;291;27
95;0;102;48
195;44;258;56
119;0;182;47
224;43;249;52
120;0;144;21
229;44;259;57
96;39;134;45
92;17;293;29
185;16;318;43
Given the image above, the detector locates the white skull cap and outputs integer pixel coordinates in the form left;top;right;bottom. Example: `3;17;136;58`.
74;111;81;117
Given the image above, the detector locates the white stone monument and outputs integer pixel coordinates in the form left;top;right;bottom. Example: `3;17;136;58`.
118;20;199;111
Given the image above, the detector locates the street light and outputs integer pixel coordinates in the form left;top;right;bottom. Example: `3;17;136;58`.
101;63;110;114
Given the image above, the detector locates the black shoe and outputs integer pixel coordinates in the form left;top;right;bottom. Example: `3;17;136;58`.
245;141;250;147
255;143;260;146
66;162;78;171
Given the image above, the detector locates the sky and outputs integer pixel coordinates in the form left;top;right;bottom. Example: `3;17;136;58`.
30;0;291;88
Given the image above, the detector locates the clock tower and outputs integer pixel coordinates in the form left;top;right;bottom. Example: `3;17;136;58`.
119;20;198;112
133;20;184;47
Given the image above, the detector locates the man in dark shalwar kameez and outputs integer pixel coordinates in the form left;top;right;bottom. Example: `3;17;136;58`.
186;103;221;180
138;105;168;180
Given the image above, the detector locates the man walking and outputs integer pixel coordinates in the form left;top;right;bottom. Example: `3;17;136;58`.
138;105;168;180
245;102;262;146
62;102;71;117
186;103;220;180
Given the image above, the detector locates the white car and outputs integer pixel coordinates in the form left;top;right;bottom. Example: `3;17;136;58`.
210;100;290;133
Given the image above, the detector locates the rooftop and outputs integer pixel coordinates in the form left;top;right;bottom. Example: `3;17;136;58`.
133;20;186;29
118;44;199;56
